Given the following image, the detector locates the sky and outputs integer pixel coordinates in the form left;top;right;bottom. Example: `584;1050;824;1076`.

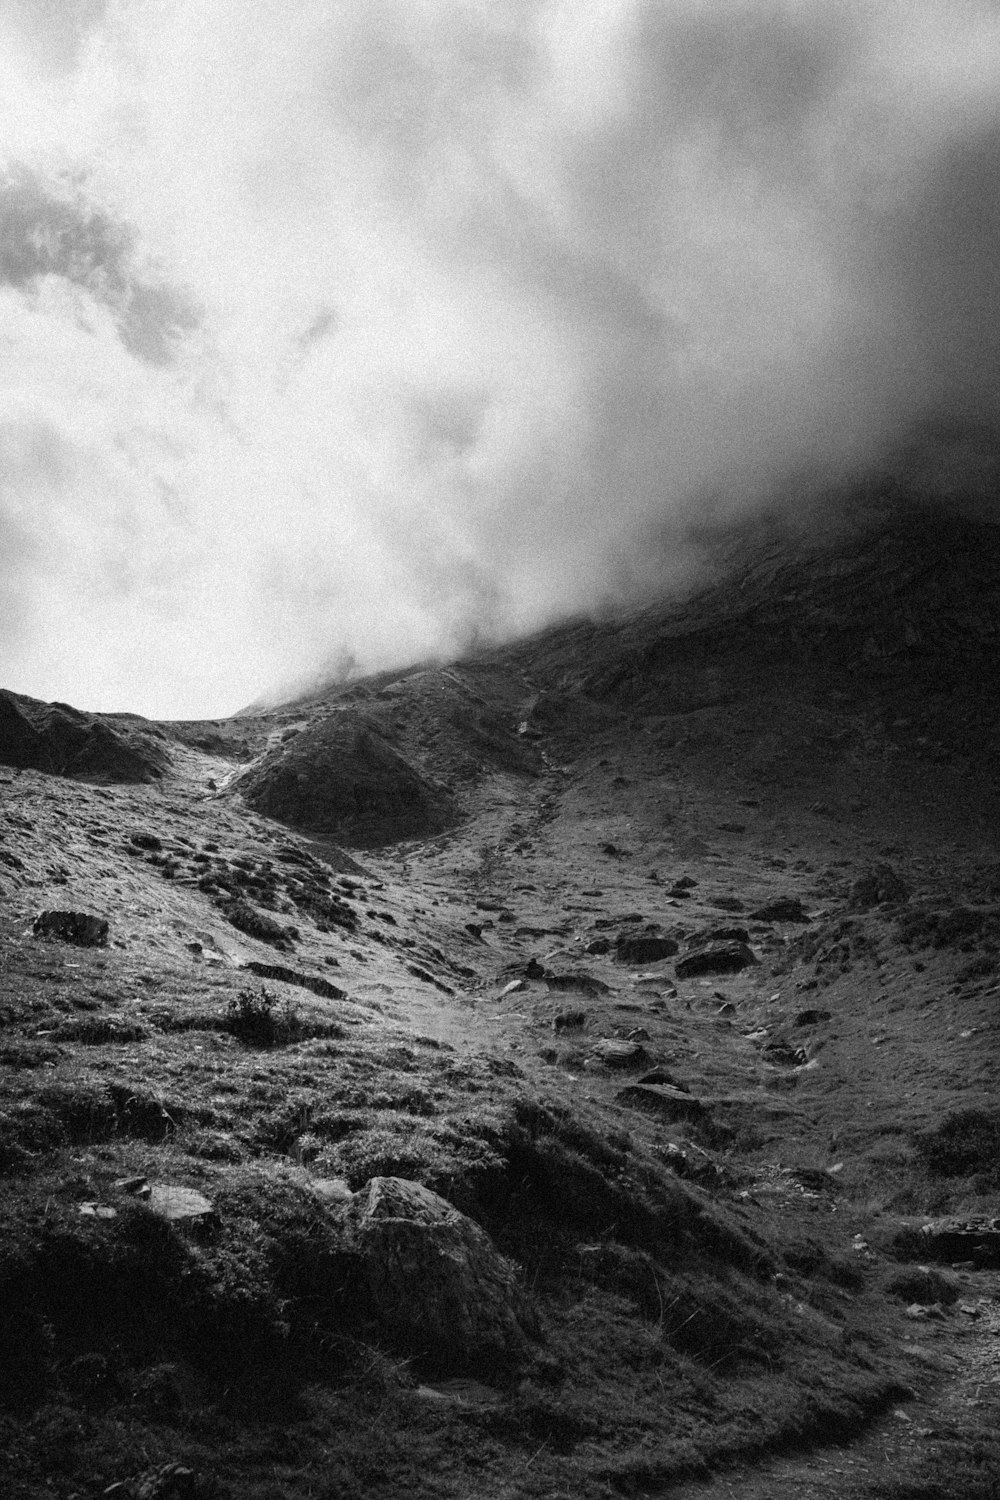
1;0;1000;718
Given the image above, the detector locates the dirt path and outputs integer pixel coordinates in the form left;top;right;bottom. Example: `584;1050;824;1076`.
666;1278;1000;1498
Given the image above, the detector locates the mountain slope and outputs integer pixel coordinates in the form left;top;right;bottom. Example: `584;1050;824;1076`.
1;497;999;1500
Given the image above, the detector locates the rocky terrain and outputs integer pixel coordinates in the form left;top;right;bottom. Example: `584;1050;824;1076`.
1;495;999;1499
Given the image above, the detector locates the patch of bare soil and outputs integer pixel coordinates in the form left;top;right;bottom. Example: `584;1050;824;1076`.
1;500;999;1498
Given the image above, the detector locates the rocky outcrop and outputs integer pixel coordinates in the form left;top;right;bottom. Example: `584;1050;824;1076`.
909;1216;1000;1267
330;1177;538;1374
675;941;758;979
0;690;169;783
32;910;109;947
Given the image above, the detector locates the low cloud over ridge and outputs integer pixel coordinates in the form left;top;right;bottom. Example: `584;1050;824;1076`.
1;0;999;717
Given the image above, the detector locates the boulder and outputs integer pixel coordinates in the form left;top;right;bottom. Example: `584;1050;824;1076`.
614;934;679;964
33;910;109;947
331;1177;538;1374
545;970;610;995
675;942;757;979
589;1039;649;1069
616;1083;706;1123
147;1185;217;1228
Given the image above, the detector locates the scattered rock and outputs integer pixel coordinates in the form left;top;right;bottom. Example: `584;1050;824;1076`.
675;942;758;979
32;910;109;947
309;1177;354;1207
637;1068;689;1090
589;1039;649;1069
702;925;751;944
114;1176;151;1197
500;979;527;996
759;1040;808;1067
614;934;679;964
330;1176;538;1373
749;898;809;923
585;937;612;955
545;970;611;996
147;1185;217;1229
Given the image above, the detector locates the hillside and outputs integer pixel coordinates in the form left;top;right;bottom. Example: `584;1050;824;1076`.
1;498;999;1500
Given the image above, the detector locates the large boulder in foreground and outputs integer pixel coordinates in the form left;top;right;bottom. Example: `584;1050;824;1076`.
237;714;455;846
331;1177;538;1374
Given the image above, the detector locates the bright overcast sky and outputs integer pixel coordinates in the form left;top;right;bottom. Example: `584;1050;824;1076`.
2;0;1000;717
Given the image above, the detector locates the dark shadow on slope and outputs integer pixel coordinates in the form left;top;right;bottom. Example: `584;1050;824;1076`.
237;712;457;847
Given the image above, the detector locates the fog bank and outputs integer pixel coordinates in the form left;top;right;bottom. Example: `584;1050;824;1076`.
2;1;999;716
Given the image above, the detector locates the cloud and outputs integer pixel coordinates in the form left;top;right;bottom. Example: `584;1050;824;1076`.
0;167;200;364
1;0;999;717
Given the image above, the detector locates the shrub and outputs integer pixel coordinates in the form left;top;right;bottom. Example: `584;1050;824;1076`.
224;988;302;1047
913;1109;1000;1180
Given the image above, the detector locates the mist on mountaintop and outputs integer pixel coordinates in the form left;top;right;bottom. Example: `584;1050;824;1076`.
1;0;999;718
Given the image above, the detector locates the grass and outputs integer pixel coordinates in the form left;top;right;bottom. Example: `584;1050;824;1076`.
0;974;918;1500
3;732;1000;1496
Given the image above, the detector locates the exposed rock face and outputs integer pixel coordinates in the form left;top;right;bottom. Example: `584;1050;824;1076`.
32;910;109;947
675;942;758;979
331;1177;538;1374
589;1039;649;1069
237;715;455;847
0;690;169;783
912;1216;1000;1267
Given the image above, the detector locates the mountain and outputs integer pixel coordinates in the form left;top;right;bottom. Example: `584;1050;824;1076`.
1;496;999;1500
